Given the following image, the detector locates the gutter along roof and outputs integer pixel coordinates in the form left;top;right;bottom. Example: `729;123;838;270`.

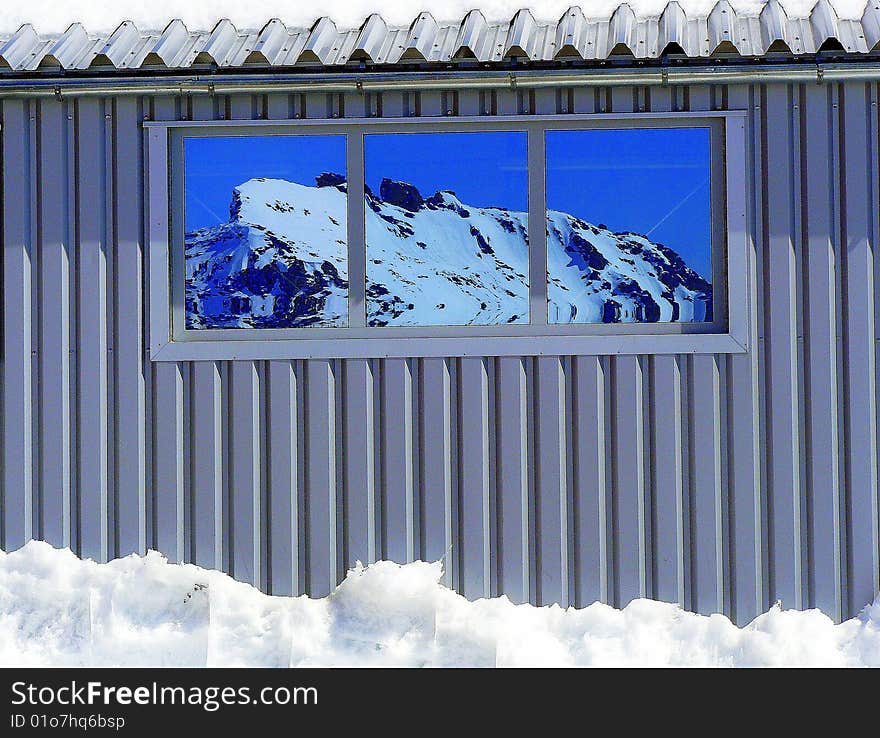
1;1;880;78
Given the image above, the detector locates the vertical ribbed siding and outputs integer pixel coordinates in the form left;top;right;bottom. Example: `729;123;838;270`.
1;80;879;625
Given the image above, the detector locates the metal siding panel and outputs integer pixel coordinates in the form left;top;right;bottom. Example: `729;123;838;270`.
304;359;339;596
534;356;568;606
689;355;726;614
650;356;686;607
266;360;299;594
380;358;415;563
840;81;880;615
191;362;223;568
420;358;454;586
1;100;33;551
229;360;262;586
764;83;805;609
802;83;844;619
457;357;491;598
343;360;375;567
36;98;71;548
496;356;529;603
726;83;766;625
112;96;147;557
75;96;110;561
572;356;610;607
611;356;647;607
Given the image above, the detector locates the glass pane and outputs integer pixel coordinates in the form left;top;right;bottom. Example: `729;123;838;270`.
546;128;713;324
184;135;348;329
365;131;528;326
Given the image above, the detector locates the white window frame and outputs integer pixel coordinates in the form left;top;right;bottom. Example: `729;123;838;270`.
146;111;749;360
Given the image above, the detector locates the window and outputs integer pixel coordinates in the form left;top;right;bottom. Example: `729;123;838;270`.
546;127;713;325
148;113;747;360
364;131;528;326
183;134;348;329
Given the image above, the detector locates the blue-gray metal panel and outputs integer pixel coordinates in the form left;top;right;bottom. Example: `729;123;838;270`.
191;361;222;568
496;356;529;603
802;82;845;620
690;354;727;613
112;95;147;558
651;356;686;607
763;82;805;609
266;360;299;594
420;358;454;587
534;356;568;606
303;359;340;597
840;81;880;614
229;359;262;586
726;83;766;624
1;99;33;552
572;356;611;607
36;98;70;548
611;356;648;607
380;358;415;564
457;357;491;599
342;360;375;568
75;96;111;562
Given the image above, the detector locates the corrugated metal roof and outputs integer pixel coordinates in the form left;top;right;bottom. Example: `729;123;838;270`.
1;1;878;73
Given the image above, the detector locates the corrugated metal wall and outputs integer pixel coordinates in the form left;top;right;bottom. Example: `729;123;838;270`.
2;80;879;625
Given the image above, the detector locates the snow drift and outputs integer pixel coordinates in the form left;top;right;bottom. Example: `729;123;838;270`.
185;175;712;329
1;541;879;667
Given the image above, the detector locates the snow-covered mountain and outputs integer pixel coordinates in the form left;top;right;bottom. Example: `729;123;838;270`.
184;174;712;329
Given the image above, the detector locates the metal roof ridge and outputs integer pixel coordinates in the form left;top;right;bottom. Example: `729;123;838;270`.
1;3;878;72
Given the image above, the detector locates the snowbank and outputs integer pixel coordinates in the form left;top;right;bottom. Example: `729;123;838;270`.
0;1;871;36
0;541;878;667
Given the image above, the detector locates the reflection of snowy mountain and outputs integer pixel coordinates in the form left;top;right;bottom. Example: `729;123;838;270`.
184;174;712;329
185;174;349;328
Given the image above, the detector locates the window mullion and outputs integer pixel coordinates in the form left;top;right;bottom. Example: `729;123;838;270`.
527;125;548;327
347;131;367;328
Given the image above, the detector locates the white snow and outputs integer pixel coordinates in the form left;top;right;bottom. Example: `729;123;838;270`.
0;1;872;36
1;540;879;667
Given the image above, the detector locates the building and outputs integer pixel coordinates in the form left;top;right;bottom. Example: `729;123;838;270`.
1;1;878;625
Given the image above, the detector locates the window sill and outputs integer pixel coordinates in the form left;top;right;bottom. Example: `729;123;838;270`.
150;331;748;361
